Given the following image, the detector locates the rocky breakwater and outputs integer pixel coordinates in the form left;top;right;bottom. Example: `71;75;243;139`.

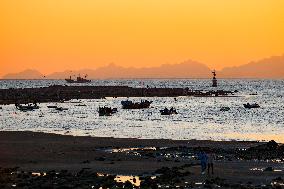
0;85;236;105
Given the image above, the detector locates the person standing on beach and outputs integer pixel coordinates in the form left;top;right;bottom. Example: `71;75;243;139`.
198;151;208;174
207;150;215;175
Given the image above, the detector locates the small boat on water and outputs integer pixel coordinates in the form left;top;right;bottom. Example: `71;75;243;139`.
55;107;68;111
69;101;82;103
249;93;258;96
15;103;39;111
244;103;260;109
65;74;91;83
160;107;178;115
98;107;118;116
121;100;152;109
47;105;58;109
220;107;230;111
75;104;87;107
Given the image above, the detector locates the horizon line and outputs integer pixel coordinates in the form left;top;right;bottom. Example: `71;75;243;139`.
1;78;283;80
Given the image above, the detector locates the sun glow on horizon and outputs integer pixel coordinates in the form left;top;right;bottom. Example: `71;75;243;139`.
1;0;284;77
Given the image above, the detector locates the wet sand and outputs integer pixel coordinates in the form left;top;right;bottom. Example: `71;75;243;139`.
0;131;283;187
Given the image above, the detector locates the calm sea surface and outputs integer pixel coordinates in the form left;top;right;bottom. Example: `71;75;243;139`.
0;79;284;142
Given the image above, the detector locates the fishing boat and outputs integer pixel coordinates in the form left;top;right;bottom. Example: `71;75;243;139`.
243;103;260;109
249;93;258;96
160;107;178;115
47;105;58;109
220;107;230;111
65;74;91;83
55;107;68;111
15;103;39;111
121;100;152;109
98;107;118;116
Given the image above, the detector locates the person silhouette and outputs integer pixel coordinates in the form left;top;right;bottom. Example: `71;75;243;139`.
198;150;208;174
207;150;215;175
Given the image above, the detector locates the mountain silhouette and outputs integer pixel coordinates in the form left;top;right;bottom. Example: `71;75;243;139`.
2;69;44;79
2;55;284;79
93;60;210;79
220;55;284;78
45;60;211;79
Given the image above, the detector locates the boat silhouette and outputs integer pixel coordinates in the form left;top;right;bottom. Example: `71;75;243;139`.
121;100;152;109
65;74;91;83
243;103;260;109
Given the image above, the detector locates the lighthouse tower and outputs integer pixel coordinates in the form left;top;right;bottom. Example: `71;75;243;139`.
212;70;217;87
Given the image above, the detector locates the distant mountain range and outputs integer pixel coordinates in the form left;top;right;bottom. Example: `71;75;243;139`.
2;55;284;79
219;55;284;78
2;69;44;79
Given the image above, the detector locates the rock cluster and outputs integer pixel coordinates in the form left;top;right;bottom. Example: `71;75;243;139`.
237;140;284;160
0;167;134;189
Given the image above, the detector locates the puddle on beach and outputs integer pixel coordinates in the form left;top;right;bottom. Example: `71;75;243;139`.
108;147;157;153
10;171;47;177
195;182;204;185
115;175;141;186
31;172;47;176
271;181;284;187
102;146;199;160
12;171;148;187
250;167;283;172
97;173;157;187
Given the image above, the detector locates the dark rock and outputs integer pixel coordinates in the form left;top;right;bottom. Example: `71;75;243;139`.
264;167;274;172
81;160;90;164
95;157;106;161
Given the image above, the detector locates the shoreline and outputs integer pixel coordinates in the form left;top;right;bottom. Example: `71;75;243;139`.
0;131;283;187
0;130;264;148
0;130;270;146
1;128;282;143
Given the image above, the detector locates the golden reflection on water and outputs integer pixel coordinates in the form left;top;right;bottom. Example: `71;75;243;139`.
222;133;284;143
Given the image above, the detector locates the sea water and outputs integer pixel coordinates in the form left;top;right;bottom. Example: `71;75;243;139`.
0;79;283;142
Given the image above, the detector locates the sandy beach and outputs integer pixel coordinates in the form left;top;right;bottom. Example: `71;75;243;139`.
0;131;283;188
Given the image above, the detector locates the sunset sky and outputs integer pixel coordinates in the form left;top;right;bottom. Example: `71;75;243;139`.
1;0;284;77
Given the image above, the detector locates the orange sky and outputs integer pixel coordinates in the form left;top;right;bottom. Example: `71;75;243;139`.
1;0;284;77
